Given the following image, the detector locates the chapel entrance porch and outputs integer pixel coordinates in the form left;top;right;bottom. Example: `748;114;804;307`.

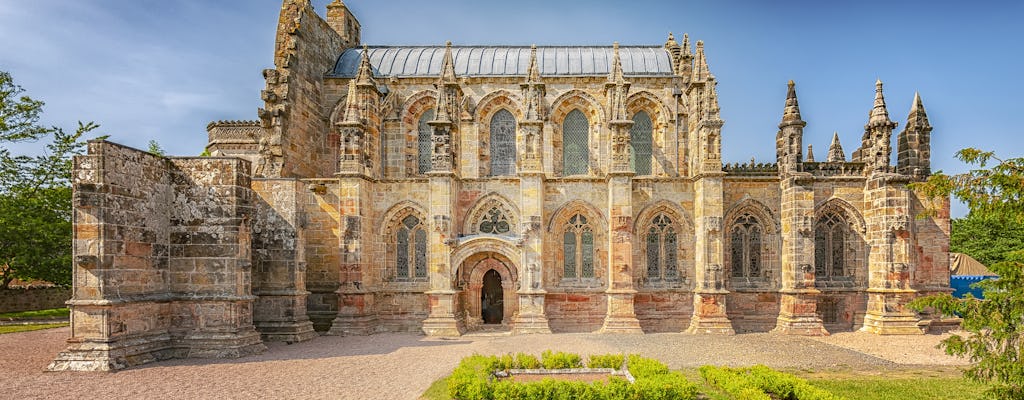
458;253;518;331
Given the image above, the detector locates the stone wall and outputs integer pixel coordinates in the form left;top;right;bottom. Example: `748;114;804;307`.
0;288;71;314
49;142;264;372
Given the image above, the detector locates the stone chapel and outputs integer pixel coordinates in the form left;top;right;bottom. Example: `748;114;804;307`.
49;0;950;371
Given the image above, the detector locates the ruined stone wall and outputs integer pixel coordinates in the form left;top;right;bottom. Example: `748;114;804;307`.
51;142;264;371
301;180;342;330
0;288;71;313
910;189;951;293
262;1;345;178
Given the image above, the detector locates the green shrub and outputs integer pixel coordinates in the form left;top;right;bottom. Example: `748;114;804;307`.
540;350;582;369
627;354;669;379
699;365;845;400
586;353;624;369
514;353;541;369
633;371;700;400
448;354;497;400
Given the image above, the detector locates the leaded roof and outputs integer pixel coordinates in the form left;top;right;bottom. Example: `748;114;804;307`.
331;45;674;78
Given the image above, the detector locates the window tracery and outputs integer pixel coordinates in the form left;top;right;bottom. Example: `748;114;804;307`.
478;207;511;234
815;212;848;279
395;214;427;279
729;212;762;279
562;214;594;278
645;213;678;281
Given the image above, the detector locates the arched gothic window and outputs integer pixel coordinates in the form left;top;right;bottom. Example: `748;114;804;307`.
478;207;510;234
562;109;589;175
417;109;435;174
630;111;653;175
730;212;762;278
396;215;427;279
645;214;678;281
815;212;847;279
489;109;516;176
562;214;594;278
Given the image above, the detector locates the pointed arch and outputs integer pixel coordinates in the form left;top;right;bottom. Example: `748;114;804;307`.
547;199;607;233
626;91;671;128
550;90;605;176
463;192;521;235
475;90;525;122
380;200;428;236
724;198;779;235
634;200;694;287
399;91;437;176
813;197;866;235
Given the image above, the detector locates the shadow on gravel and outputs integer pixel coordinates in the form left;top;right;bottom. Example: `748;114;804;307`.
130;333;471;370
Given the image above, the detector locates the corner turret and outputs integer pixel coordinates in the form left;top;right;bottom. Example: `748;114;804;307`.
896;92;932;177
327;0;361;48
776;80;806;173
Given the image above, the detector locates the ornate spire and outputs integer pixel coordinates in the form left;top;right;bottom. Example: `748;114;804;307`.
606;42;630;122
608;42;626;84
341;78;361;123
432;41;459;124
827;131;846;162
897;92;933;176
706;76;721;120
354;44;375;86
439;41;457;85
691;40;710;83
681;33;691;56
780;80;804;126
868;79;893;127
806;145;815;162
526;44;541;84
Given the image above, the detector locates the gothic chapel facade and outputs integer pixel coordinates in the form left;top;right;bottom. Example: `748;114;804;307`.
50;1;950;371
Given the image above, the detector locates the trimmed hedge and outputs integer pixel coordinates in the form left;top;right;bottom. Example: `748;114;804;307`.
447;352;698;400
700;365;845;400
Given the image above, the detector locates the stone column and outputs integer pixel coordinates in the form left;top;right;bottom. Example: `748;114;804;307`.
774;174;828;335
251;179;317;342
601;120;643;333
328;177;379;335
861;175;922;334
513;120;552;334
687;174;735;334
421;173;463;336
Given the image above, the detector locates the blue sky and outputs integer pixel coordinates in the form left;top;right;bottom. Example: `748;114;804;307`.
2;1;1021;217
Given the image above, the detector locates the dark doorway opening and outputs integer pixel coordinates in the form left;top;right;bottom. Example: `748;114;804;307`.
481;269;503;324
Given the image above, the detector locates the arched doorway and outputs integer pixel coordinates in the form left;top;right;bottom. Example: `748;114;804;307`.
481;269;503;324
457;253;518;330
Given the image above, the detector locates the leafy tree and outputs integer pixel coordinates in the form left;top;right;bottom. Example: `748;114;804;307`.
951;212;1024;267
0;71;100;288
910;148;1024;399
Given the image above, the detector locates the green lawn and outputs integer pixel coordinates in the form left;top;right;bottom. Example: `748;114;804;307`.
421;367;988;400
0;323;68;334
808;377;987;400
0;307;69;320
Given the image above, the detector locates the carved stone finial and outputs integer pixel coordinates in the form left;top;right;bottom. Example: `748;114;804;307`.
827;131;846;162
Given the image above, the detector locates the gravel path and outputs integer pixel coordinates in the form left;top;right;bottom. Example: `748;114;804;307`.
1;327;967;400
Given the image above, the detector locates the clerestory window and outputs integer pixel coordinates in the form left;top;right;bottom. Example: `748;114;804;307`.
562;109;589;176
489;109;516;176
417;109;434;174
630;111;653;176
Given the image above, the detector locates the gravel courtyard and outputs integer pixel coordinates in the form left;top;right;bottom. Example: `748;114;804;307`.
2;327;967;399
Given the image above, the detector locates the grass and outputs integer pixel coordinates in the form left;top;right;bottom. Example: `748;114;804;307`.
420;365;989;400
0;323;68;334
0;307;69;320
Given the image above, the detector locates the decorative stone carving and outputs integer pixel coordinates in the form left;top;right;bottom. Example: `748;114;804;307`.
704;216;722;234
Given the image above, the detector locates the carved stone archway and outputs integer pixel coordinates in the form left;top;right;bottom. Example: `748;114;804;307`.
458;252;518;330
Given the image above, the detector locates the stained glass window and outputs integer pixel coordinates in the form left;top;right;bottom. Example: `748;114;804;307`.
729;212;763;279
645;214;678;282
417;110;434;174
815;212;848;279
395;214;426;279
630;111;653;175
563;110;589;175
490;109;516;176
562;214;595;279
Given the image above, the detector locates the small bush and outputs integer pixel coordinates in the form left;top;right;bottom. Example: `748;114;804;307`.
514;353;541;369
627;354;669;379
633;371;700;400
586;353;624;369
699;365;845;400
540;350;582;369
